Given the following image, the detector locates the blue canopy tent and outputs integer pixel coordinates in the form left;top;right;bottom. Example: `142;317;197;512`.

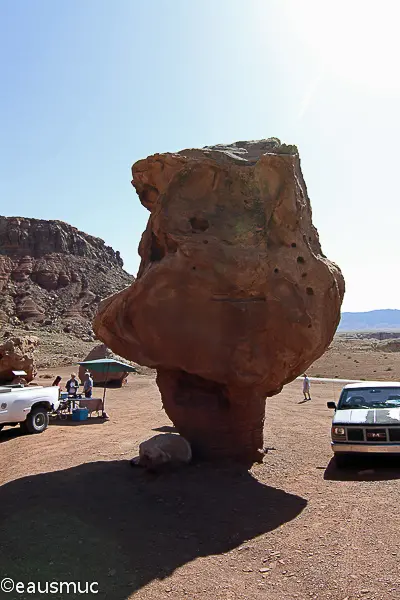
78;358;138;416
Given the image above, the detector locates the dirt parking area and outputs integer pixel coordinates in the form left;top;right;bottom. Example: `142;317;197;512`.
1;367;400;600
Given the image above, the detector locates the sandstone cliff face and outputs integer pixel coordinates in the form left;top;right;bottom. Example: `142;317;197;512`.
94;139;345;463
0;217;132;334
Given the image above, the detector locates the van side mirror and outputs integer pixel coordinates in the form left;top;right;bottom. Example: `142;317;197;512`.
327;401;336;409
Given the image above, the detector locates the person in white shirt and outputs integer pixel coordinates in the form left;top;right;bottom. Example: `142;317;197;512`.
303;374;311;401
83;372;94;398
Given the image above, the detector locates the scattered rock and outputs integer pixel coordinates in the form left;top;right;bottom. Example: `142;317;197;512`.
0;335;39;383
130;433;192;471
78;343;135;385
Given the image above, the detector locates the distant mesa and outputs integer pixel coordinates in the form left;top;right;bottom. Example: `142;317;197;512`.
339;309;400;332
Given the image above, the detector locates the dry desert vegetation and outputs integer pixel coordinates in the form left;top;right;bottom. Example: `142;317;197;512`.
1;335;400;600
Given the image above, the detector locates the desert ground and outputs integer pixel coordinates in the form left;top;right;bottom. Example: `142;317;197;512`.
1;358;400;600
309;333;400;381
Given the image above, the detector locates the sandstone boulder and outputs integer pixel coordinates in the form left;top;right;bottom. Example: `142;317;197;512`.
94;139;345;463
78;344;129;385
0;336;39;383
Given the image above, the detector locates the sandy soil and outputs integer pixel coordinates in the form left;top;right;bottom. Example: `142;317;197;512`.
309;334;400;381
1;365;400;600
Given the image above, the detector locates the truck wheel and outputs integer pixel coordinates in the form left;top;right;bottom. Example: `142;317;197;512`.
335;454;350;468
24;408;49;434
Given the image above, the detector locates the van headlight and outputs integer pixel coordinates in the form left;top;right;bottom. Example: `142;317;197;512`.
332;426;346;438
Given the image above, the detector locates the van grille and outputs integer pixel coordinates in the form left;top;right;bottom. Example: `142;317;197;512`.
389;429;400;442
347;428;364;441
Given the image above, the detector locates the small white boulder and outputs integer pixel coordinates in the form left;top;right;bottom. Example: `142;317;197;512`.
131;433;192;471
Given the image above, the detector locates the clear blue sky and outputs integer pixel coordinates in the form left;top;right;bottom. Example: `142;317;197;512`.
0;0;398;312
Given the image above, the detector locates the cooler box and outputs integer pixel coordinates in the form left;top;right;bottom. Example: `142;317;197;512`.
72;408;89;422
60;392;68;400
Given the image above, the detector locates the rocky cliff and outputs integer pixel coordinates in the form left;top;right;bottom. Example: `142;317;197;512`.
0;216;133;337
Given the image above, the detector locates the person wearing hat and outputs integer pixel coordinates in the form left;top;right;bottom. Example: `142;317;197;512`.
66;373;79;397
83;371;94;398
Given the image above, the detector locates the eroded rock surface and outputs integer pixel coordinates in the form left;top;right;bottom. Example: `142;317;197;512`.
94;139;345;462
0;217;133;335
0;336;38;383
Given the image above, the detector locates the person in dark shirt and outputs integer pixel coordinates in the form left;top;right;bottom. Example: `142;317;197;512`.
66;373;79;397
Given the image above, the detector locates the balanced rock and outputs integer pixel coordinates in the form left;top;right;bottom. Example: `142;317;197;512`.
78;344;130;385
94;139;345;463
0;336;39;383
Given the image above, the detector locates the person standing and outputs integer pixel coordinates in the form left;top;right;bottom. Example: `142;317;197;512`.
66;373;79;397
52;375;62;388
83;371;94;398
303;374;311;401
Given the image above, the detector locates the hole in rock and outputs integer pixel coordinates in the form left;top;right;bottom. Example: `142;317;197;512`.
274;268;279;274
150;233;165;262
306;287;314;296
192;266;196;270
308;324;312;328
301;273;307;278
190;216;209;232
203;240;209;244
297;256;305;264
291;243;297;248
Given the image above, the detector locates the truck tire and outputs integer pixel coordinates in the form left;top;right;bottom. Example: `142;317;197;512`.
0;425;3;432
23;407;49;434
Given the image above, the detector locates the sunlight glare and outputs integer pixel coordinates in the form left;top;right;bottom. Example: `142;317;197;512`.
286;0;400;94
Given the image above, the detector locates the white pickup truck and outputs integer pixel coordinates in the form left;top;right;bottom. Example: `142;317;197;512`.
0;385;60;434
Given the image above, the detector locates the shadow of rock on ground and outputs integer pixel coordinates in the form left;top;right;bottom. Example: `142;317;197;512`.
49;416;107;427
324;456;400;481
0;461;306;599
152;425;177;433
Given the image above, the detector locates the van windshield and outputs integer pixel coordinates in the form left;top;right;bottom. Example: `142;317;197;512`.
338;387;400;409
